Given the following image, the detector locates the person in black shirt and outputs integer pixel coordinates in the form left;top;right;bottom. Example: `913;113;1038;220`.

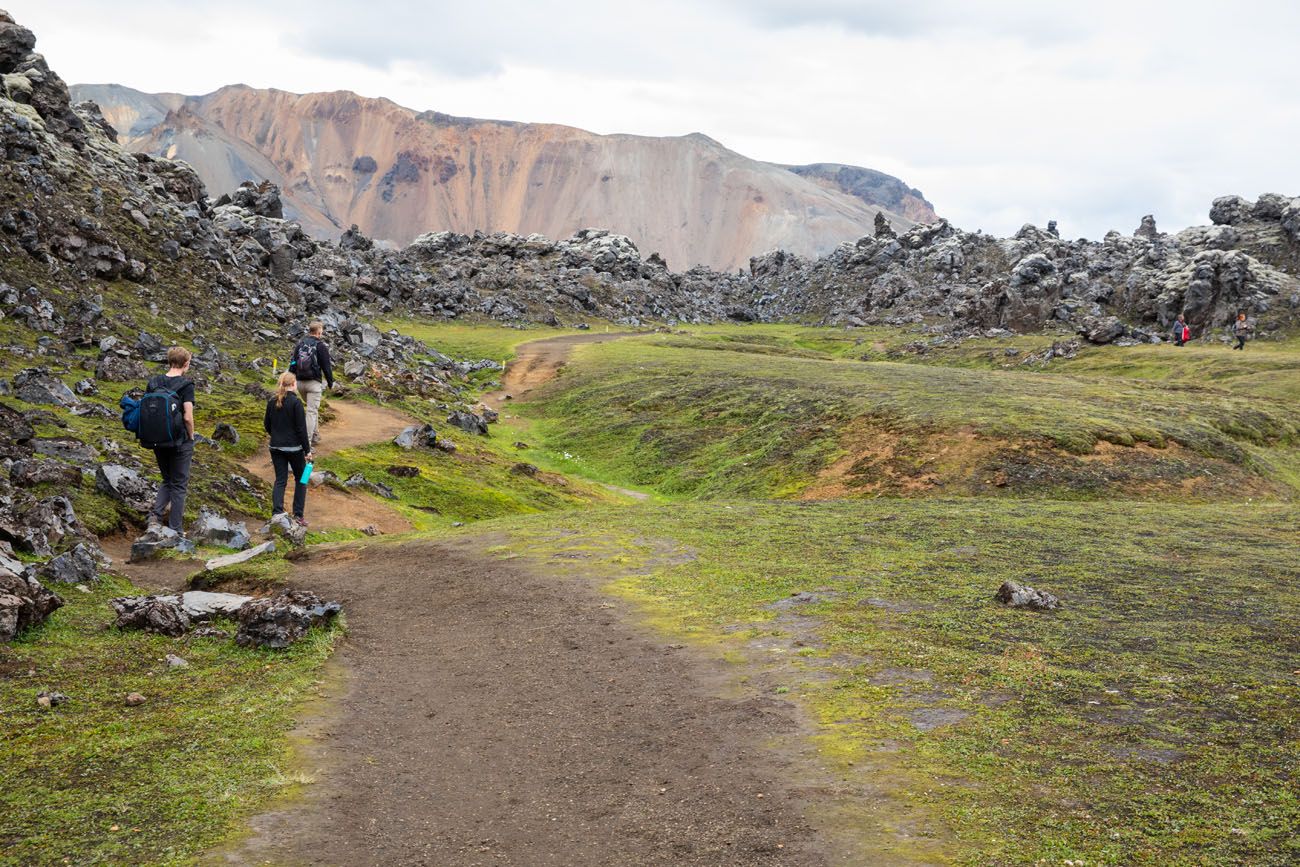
289;320;334;446
147;346;196;532
264;371;315;526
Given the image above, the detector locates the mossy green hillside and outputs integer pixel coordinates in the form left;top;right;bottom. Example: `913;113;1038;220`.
318;429;617;529
0;574;340;867
520;335;1300;500
452;498;1300;865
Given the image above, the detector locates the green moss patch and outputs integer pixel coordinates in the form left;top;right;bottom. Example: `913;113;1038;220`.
0;574;340;866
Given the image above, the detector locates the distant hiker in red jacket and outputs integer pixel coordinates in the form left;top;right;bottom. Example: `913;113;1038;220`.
1232;313;1253;350
1171;314;1190;346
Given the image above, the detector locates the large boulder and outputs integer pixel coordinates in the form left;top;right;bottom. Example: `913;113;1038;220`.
235;589;341;649
1209;195;1250;226
0;495;85;557
33;541;99;584
190;508;250;550
13;369;77;407
229;180;284;218
10;457;82;488
95;464;156;511
129;525;196;562
109;594;190;636
0;542;63;642
32;436;99;466
0;14;35;74
95;353;146;382
110;590;254;636
446;411;488;436
393;423;438;449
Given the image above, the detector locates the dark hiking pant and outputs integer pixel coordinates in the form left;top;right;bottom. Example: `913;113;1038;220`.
150;439;194;531
1234;335;1247;350
271;448;308;519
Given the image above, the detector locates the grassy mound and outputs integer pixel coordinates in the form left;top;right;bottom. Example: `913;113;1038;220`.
522;333;1300;500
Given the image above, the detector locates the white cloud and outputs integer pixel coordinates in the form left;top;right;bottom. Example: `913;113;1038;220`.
12;0;1300;240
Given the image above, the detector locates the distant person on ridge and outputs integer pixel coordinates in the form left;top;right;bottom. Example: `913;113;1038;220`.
1232;312;1253;350
1171;314;1190;346
264;371;315;527
289;320;334;444
143;346;196;533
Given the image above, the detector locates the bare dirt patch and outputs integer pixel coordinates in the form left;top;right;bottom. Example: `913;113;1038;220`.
242;399;413;535
208;540;828;866
801;418;1282;500
481;332;641;409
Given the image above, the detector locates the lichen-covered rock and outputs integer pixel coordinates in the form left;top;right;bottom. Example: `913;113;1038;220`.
9;457;81;488
95;464;156;511
95;353;146;382
447;411;488;436
261;513;306;547
995;581;1060;611
393;423;437;449
190;507;250;550
0;494;86;557
234;589;341;649
109;594;190;636
129;525;196;562
211;422;240;444
343;473;395;499
13;368;76;407
34;541;98;584
0;541;63;641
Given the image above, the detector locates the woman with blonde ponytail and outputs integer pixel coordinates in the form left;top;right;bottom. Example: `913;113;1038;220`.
263;371;314;526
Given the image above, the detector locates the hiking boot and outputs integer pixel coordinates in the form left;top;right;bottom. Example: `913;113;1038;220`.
294;517;309;528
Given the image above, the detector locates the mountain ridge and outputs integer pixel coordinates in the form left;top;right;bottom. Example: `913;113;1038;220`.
71;81;937;270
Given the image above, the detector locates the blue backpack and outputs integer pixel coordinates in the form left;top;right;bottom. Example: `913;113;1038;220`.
123;376;185;447
119;392;142;433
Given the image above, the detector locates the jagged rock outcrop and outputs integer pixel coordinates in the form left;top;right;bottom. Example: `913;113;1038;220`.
234;589;341;649
0;541;63;641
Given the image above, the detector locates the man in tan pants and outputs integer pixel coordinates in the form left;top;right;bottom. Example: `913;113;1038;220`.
289;321;334;445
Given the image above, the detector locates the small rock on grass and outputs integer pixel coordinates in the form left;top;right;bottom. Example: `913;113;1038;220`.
36;690;69;708
124;692;146;707
995;580;1060;611
165;654;188;669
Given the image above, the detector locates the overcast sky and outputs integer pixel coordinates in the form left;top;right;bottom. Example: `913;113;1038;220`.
15;0;1299;238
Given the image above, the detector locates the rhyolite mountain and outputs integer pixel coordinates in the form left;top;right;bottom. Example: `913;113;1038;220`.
70;83;937;271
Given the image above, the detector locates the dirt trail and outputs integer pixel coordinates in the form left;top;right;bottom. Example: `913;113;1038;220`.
209;331;832;864
242;399;414;535
483;331;651;501
481;331;640;410
210;539;826;866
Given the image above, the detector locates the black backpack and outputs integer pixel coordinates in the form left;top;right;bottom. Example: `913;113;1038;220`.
293;337;319;380
137;376;186;448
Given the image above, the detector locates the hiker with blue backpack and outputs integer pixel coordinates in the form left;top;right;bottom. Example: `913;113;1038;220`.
129;346;196;532
289;320;334;446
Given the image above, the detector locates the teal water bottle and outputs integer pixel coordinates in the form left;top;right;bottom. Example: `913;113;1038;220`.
300;461;314;485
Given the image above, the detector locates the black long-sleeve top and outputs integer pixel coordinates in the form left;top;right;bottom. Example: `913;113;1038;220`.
264;392;311;453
